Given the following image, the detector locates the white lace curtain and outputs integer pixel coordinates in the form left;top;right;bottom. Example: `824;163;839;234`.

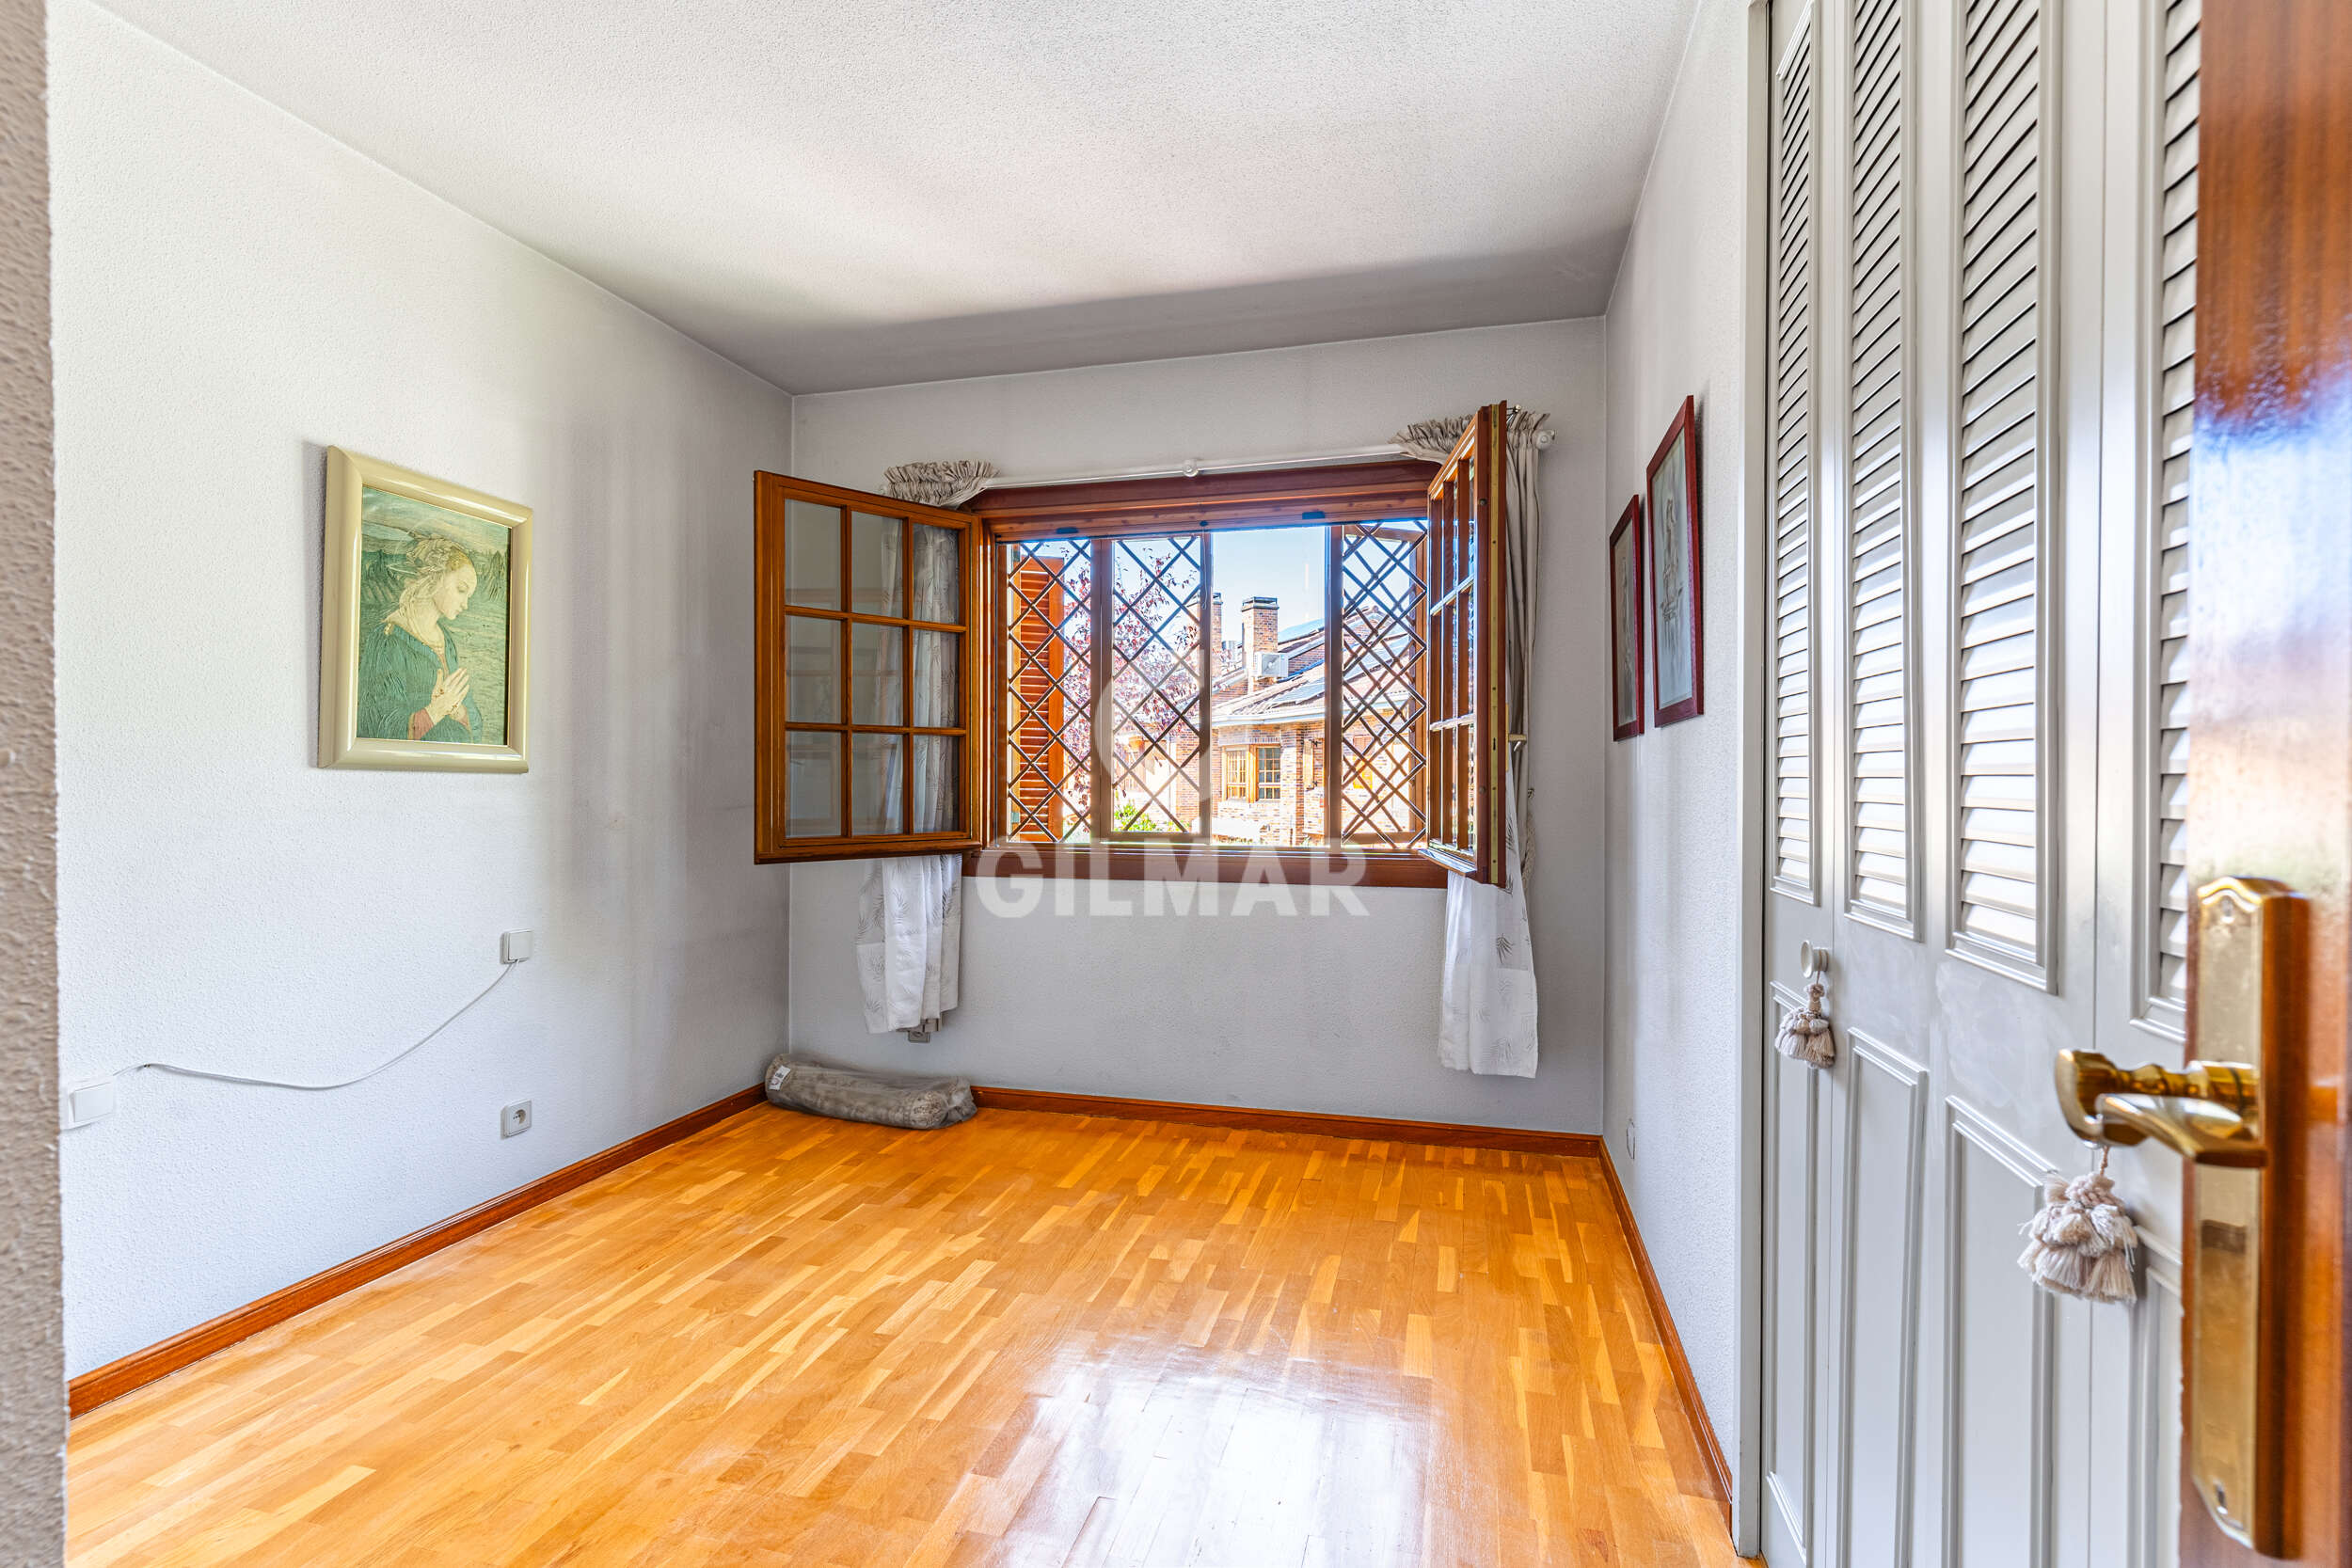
850;459;997;1037
1395;409;1550;1078
856;855;961;1038
887;462;991;837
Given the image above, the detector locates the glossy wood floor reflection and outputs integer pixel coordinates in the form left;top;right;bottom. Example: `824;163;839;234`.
69;1107;1746;1567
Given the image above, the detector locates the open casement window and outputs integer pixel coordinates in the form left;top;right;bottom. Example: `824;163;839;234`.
1420;404;1508;886
965;438;1511;886
753;473;983;863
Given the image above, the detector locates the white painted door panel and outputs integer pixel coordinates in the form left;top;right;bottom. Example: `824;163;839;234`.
1758;0;2189;1563
1944;1108;2059;1568
1763;1025;1823;1564
1836;1034;1928;1567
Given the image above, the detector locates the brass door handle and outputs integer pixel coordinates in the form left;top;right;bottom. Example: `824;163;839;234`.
2052;1050;2265;1166
2047;877;2295;1554
2096;1093;2265;1167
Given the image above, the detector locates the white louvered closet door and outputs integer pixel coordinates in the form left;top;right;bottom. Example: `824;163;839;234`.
1760;12;1834;1567
1756;0;2193;1561
1843;0;1915;934
2143;0;2200;1033
1951;0;2053;980
1772;16;1822;904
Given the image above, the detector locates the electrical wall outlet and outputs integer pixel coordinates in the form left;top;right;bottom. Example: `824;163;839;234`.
501;930;536;964
501;1100;532;1138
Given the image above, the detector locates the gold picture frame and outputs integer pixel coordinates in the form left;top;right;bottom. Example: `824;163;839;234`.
319;447;532;771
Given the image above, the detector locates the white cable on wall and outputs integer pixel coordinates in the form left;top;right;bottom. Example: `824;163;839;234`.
109;958;519;1094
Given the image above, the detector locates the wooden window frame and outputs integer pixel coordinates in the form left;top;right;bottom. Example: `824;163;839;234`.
1221;746;1252;801
1420;406;1508;885
1253;744;1286;800
961;454;1506;889
753;472;985;863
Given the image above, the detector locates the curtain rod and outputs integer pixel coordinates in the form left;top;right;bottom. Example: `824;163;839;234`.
977;429;1555;491
977;443;1406;491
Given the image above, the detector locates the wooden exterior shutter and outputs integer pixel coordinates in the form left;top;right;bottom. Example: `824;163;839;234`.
1418;404;1507;886
753;472;983;863
1846;0;1916;931
1771;15;1821;901
1949;0;2055;976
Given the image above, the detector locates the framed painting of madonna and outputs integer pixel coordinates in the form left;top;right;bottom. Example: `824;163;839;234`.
319;448;532;771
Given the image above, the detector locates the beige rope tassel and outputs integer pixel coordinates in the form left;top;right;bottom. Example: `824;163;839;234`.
1774;980;1836;1069
2018;1146;2138;1304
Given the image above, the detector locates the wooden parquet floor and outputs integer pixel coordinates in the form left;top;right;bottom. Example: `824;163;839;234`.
68;1106;1747;1567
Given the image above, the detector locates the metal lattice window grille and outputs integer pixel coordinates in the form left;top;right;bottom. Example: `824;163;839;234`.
993;520;1429;851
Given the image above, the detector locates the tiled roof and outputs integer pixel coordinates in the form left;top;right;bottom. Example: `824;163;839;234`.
1209;666;1406;729
1214;667;1324;726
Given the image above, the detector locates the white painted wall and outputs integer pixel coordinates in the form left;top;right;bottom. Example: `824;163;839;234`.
51;0;793;1375
0;0;61;1553
1601;0;1756;1464
787;321;1609;1131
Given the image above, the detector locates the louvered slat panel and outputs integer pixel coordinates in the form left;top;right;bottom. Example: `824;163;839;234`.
1952;0;2046;963
1772;23;1819;898
2150;0;2200;1010
1848;0;1911;925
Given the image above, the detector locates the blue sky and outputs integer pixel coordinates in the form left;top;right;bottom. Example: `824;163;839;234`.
1211;524;1324;639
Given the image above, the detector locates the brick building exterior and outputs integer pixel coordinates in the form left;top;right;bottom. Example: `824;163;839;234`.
1011;571;1410;847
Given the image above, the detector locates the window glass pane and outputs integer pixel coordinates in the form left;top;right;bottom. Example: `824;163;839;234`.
911;629;959;728
1001;539;1094;843
851;733;903;834
1105;535;1204;837
911;736;959;833
1335;518;1427;847
991;515;1441;854
787;615;839;722
851;512;904;616
786;730;840;837
851;624;903;726
1207;524;1325;846
786;500;841;610
912;523;960;624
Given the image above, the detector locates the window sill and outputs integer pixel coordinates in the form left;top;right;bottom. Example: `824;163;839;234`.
961;844;1446;888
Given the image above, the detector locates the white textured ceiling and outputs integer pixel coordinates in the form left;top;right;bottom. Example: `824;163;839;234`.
99;0;1700;392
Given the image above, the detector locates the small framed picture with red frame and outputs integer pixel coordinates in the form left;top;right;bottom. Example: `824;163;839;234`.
1609;494;1645;739
1645;395;1703;727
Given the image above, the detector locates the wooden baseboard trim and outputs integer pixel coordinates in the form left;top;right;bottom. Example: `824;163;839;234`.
1594;1143;1735;1532
69;1084;767;1418
970;1085;1604;1158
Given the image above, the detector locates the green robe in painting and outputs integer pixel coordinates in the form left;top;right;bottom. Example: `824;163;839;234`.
357;619;481;743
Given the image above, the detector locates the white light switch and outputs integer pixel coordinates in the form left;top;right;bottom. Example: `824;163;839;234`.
501;930;535;964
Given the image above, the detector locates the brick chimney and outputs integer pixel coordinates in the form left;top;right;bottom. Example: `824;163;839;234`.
1210;592;1225;673
1242;596;1280;690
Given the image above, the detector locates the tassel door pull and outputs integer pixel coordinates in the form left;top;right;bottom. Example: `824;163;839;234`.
2019;1146;2139;1304
1774;980;1836;1069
